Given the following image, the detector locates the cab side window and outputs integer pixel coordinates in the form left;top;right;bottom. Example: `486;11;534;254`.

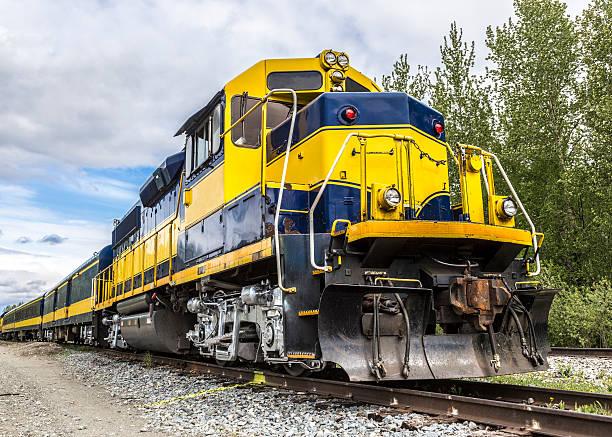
231;94;299;149
186;103;223;177
231;94;262;148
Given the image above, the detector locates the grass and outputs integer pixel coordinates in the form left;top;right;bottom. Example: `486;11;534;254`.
59;343;98;358
61;344;98;353
544;399;611;416
480;372;612;395
475;370;612;416
143;351;155;368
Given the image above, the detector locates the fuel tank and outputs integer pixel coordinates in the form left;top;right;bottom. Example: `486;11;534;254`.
120;309;195;354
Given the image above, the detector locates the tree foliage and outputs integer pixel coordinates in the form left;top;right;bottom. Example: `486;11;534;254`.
1;302;23;314
380;54;431;101
544;263;612;347
381;0;611;346
431;22;495;149
486;0;585;282
573;0;612;282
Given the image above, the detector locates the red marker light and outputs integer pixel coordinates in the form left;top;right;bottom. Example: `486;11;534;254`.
434;121;444;135
341;107;357;122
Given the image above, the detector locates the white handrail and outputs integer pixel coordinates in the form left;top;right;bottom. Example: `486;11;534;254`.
268;89;298;292
309;132;360;271
488;152;541;276
221;88;298;291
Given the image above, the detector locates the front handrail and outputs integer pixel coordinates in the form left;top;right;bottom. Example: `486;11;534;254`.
309;132;415;272
309;133;359;271
221;88;298;293
459;144;542;276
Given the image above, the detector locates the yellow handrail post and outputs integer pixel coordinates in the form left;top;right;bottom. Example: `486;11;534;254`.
168;170;185;283
359;137;368;221
260;103;268;196
394;139;405;219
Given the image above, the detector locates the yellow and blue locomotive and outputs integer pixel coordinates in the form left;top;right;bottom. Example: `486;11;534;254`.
1;51;555;381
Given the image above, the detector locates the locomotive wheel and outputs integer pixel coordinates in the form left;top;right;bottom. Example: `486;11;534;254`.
282;363;311;377
215;358;229;367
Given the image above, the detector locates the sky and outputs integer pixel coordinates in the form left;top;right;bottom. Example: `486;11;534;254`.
0;0;591;310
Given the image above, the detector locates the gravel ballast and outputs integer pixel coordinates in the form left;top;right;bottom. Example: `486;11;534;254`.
62;352;512;436
548;355;612;384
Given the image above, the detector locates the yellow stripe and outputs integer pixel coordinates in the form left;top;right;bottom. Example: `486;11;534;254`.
287;353;316;359
14;316;42;329
67;298;92;317
53;307;68;321
266;123;447;167
77;260;98;276
347;220;532;246
415;192;450;218
298;310;319;316
280;209;308;214
142;382;251;408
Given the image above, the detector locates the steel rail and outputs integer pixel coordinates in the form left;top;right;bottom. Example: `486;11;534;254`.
397;379;612;412
101;350;612;437
550;347;612;358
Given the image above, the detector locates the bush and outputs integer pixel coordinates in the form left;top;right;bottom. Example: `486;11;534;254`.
542;263;612;347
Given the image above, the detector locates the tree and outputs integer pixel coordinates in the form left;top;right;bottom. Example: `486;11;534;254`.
380;55;431;102
486;0;582;282
381;23;494;200
572;0;612;282
1;302;23;314
430;22;495;150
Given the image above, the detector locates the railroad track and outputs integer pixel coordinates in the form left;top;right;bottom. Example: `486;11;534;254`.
550;347;612;358
399;379;612;411
101;349;612;437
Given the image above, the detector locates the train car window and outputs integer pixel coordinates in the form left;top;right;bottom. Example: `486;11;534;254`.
185;137;193;178
345;77;370;92
211;104;222;154
195;124;208;168
267;71;323;91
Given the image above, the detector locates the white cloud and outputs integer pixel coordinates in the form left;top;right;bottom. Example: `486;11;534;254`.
0;0;590;177
0;181;111;307
0;0;592;308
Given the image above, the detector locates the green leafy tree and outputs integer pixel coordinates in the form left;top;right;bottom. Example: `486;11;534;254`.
380;55;431;101
381;23;494;200
572;0;612;282
1;302;23;314
543;263;612;347
430;22;495;149
485;0;583;282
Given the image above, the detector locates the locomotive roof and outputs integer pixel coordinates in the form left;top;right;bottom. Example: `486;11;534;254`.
3;294;45;316
174;89;224;137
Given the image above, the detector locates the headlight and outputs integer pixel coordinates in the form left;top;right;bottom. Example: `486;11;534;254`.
331;84;343;92
337;53;349;67
324;51;337;65
330;70;344;83
380;187;401;210
497;197;518;219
